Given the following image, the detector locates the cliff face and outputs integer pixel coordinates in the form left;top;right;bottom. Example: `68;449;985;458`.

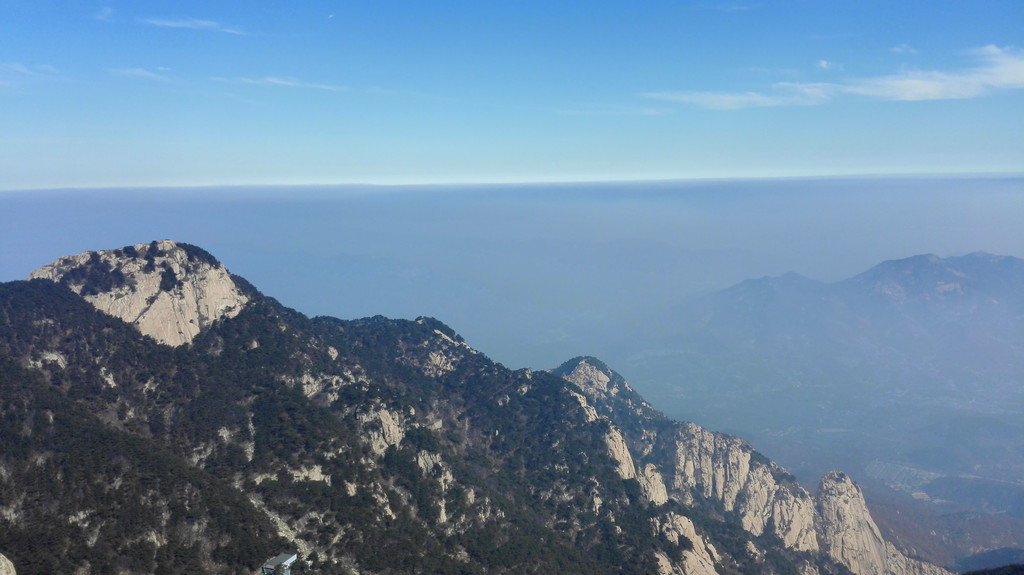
0;243;953;575
815;472;952;575
652;513;719;575
28;240;248;347
667;421;820;552
557;358;950;575
816;471;889;574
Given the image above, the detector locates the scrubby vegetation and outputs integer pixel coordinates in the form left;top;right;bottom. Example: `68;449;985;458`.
0;265;858;574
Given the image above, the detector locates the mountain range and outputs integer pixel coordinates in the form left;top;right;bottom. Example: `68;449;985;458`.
0;240;955;574
624;253;1024;489
607;252;1024;569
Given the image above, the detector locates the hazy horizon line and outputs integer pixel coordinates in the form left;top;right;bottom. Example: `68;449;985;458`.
2;170;1022;194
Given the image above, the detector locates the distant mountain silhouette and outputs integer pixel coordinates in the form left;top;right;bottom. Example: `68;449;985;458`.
625;253;1024;557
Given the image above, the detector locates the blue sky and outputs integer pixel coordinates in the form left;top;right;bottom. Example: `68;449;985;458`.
2;0;1022;189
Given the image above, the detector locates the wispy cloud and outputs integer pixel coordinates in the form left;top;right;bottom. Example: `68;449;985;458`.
556;106;669;117
214;76;348;92
846;45;1024;100
1;62;61;86
645;91;783;110
646;83;830;110
110;68;170;82
1;63;38;76
816;59;843;71
890;44;918;55
646;45;1024;109
95;7;114;22
141;17;245;35
1;62;59;76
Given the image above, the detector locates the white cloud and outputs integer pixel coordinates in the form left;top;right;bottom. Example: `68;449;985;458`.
647;45;1024;109
215;76;348;92
646;82;832;110
845;45;1024;100
111;68;170;82
645;91;788;110
141;17;245;35
817;59;843;71
95;7;114;22
890;44;918;55
844;71;983;100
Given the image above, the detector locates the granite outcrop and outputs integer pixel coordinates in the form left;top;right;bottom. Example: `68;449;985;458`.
29;240;248;347
558;358;950;575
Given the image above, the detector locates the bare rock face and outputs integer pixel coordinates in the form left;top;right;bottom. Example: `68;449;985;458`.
29;240;249;347
816;471;888;575
653;513;720;575
668;422;821;553
561;358;661;417
563;359;613;393
0;553;15;575
604;426;637;480
815;472;949;575
663;427;952;575
638;463;669;506
358;408;407;456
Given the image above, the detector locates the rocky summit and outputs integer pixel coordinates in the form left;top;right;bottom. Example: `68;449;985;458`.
0;242;950;574
28;240;249;347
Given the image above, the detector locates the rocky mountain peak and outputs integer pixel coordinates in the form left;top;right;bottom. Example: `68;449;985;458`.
557;356;615;392
814;471;930;575
28;240;249;346
551;356;665;426
842;252;1024;304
